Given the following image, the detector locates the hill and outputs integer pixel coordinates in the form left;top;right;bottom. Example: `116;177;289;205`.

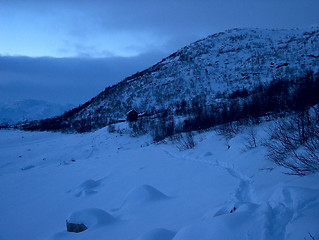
21;27;319;133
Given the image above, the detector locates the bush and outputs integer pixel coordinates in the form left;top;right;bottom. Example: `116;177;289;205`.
151;116;175;142
129;118;149;137
216;122;241;140
171;132;196;150
243;126;258;150
265;107;319;175
107;124;116;133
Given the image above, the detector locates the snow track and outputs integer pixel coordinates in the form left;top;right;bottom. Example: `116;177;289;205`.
163;145;254;205
162;133;319;240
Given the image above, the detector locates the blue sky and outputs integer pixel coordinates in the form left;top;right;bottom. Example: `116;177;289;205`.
1;0;319;104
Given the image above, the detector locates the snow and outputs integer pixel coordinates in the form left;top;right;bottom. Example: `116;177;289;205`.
67;208;116;228
0;123;319;240
136;228;176;240
116;185;169;210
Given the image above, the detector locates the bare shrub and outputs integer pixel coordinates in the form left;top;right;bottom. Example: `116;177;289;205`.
107;124;116;133
265;107;319;175
129;118;149;137
305;232;316;240
172;132;196;151
151;116;175;142
216;122;241;140
243;126;258;150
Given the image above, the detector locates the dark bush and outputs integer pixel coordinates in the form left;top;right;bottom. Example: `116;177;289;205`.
265;106;319;175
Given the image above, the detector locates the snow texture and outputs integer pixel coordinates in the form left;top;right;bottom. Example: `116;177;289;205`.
0;121;318;240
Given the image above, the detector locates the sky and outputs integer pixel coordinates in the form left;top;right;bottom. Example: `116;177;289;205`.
1;0;319;105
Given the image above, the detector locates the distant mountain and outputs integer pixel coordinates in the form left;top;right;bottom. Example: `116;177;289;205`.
0;99;74;125
21;27;319;133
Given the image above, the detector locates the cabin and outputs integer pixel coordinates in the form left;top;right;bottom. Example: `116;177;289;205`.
126;110;138;122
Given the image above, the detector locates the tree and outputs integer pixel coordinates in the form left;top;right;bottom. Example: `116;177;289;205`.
243;126;258;150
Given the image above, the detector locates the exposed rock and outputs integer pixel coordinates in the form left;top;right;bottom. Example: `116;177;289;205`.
66;220;88;233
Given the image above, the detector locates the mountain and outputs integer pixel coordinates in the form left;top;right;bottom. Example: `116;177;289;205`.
0;99;74;125
22;27;319;133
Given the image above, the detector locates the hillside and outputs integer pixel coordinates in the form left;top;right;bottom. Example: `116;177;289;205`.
22;27;319;132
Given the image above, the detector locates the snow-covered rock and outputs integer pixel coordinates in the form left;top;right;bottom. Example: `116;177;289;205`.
66;208;115;232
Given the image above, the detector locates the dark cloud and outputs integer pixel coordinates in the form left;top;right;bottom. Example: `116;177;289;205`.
3;0;319;56
0;52;165;104
5;0;319;29
46;0;319;47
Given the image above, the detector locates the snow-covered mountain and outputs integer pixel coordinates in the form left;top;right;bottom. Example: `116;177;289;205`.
0;99;74;125
23;27;319;132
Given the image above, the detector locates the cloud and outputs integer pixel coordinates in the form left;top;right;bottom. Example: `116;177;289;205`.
2;0;319;58
0;52;165;104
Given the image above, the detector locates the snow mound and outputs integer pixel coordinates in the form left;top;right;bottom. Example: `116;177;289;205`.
173;203;269;240
67;208;115;229
120;185;169;208
136;228;176;240
74;179;102;197
269;186;319;211
202;152;213;157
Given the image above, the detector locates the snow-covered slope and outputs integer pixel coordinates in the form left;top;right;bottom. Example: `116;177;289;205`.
0;99;74;124
0;122;318;240
24;27;319;132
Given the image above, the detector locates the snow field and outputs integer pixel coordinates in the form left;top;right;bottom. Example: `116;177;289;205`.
0;123;318;240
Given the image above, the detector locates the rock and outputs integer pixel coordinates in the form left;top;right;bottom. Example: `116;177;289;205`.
66;220;88;233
